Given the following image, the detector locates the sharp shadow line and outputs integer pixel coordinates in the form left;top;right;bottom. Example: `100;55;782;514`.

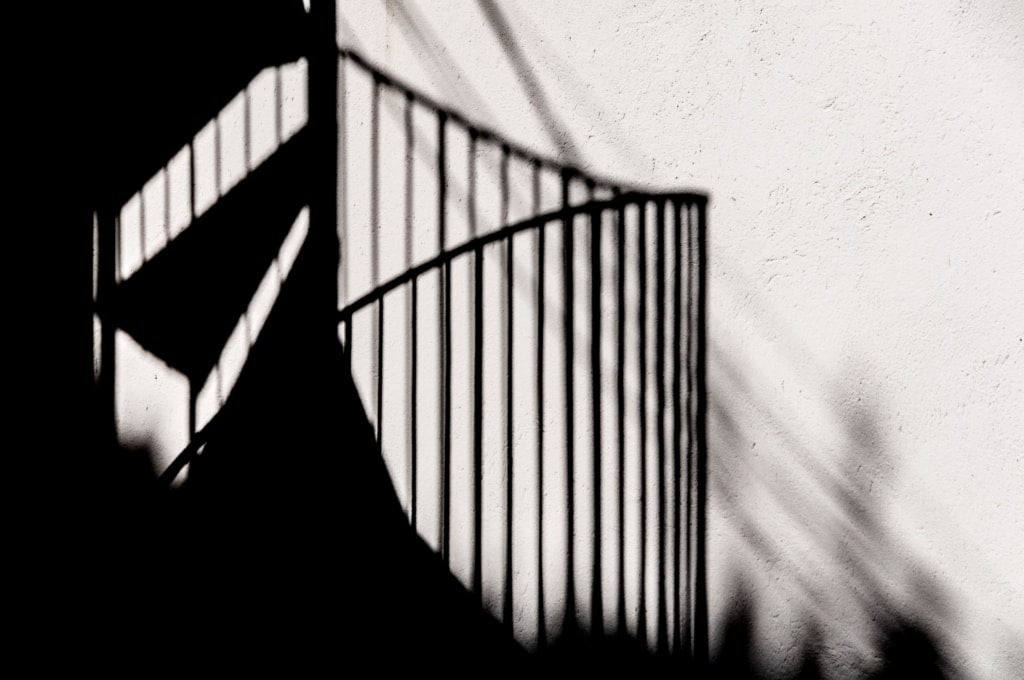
405;91;417;529
615;197;628;638
561;169;577;630
411;276;419;531
672;199;683;656
534;160;547;649
473;243;484;602
693;200;709;671
370;78;380;286
377;296;384;454
470;129;483;602
439;110;452;565
684;201;695;661
503;145;515;631
656;198;669;655
590;204;604;638
637;199;649;648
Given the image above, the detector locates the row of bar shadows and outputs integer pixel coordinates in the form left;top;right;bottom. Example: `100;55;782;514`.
93;56;311;486
337;49;707;654
142;41;708;660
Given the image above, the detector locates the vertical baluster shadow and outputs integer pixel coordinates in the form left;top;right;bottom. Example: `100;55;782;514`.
327;42;714;659
655;198;669;655
187;130;199;437
590;204;604;638
470;128;483;603
502;145;514;631
410;275;419;530
405;91;417;529
672;198;683;659
377;297;384;453
684;200;695;664
637;199;648;649
370;77;380;290
438;110;451;565
561;169;576;632
694;198;710;671
615;194;627;639
534;161;547;650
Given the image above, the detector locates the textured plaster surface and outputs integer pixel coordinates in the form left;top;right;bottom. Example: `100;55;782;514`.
339;2;1024;677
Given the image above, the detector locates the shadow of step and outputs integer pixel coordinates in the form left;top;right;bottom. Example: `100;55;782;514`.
112;128;310;387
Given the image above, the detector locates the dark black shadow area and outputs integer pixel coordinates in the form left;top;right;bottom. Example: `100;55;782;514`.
166;220;527;669
88;1;309;210
536;627;689;677
701;597;954;680
30;0;525;670
872;615;952;680
42;214;528;670
16;2;297;664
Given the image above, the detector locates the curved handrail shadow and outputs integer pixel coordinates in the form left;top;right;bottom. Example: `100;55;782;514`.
338;191;706;319
335;189;708;661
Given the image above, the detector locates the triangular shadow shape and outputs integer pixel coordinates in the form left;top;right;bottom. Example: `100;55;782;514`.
113;129;310;384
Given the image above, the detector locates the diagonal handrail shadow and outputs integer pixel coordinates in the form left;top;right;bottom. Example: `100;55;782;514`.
160;206;530;666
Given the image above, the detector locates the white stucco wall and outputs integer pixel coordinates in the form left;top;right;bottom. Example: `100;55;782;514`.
339;1;1024;677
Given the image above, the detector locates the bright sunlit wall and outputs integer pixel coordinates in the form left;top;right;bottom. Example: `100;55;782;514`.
338;1;1023;677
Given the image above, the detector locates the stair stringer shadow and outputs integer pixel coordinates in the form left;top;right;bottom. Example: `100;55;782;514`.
172;221;528;668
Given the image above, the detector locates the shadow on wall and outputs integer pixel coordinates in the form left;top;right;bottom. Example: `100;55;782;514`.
337;11;714;654
335;3;975;675
707;332;961;679
50;0;526;670
40;0;993;675
708;583;953;680
66;236;529;669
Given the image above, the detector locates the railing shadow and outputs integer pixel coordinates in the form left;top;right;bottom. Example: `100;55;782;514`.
339;191;708;659
334;36;713;662
41;2;1000;675
59;2;978;676
76;0;714;668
